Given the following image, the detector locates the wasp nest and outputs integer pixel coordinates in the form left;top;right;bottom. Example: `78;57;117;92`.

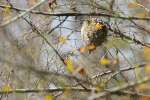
81;18;108;47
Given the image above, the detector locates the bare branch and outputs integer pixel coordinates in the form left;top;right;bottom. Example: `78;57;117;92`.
47;16;68;34
1;4;150;21
0;87;91;94
0;0;47;27
92;63;146;79
108;27;150;48
23;18;66;66
89;75;150;99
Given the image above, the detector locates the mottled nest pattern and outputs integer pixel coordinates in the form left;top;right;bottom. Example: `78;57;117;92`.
81;19;108;47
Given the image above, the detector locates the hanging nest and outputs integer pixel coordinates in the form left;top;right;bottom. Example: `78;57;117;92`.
81;18;108;47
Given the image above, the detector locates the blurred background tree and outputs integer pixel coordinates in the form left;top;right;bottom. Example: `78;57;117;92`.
0;0;150;100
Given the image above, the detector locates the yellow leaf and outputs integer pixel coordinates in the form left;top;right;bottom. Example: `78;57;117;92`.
64;57;74;73
1;84;12;93
144;64;150;74
95;23;104;30
2;5;11;15
99;58;110;65
136;84;148;92
44;95;54;100
128;2;139;8
96;83;104;92
59;36;67;44
143;46;150;62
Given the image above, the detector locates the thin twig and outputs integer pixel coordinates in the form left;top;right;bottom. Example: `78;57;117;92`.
109;27;150;48
114;90;150;97
89;75;150;99
47;16;68;34
23;18;66;66
0;0;47;27
92;63;146;79
1;73;150;100
130;20;150;34
0;87;91;94
1;4;150;21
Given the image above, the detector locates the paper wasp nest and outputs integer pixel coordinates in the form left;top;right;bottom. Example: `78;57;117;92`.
81;18;108;47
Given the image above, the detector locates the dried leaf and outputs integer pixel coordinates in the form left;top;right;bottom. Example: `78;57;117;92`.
79;44;96;53
1;84;12;93
73;67;86;76
2;5;11;17
79;47;88;53
59;36;67;44
78;67;86;76
64;57;74;73
87;44;96;50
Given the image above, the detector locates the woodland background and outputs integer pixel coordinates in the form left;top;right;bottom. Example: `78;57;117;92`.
0;0;150;100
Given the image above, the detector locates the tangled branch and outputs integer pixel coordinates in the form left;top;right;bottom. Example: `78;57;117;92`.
1;4;150;28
